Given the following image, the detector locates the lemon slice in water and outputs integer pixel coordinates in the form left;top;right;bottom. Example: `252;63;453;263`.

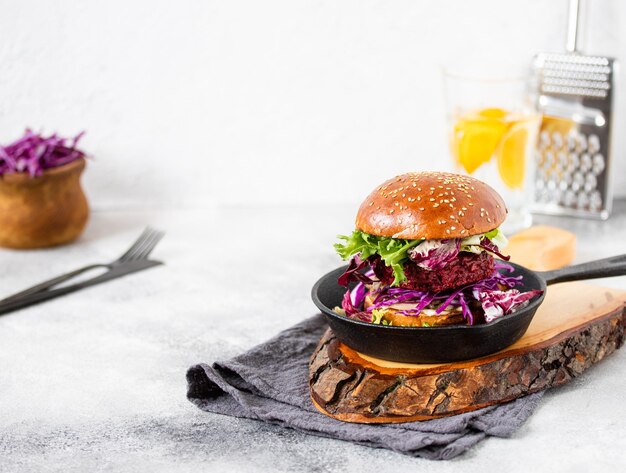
451;111;507;175
496;122;528;189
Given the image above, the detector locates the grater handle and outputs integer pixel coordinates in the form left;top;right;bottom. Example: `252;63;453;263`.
566;0;581;53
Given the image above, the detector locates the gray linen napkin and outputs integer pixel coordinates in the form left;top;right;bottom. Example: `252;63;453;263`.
187;315;543;460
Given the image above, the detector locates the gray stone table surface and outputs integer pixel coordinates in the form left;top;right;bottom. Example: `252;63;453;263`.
1;202;626;472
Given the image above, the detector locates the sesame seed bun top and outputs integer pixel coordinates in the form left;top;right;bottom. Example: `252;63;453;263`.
355;171;507;240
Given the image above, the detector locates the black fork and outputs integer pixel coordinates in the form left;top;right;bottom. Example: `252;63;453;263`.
0;228;164;315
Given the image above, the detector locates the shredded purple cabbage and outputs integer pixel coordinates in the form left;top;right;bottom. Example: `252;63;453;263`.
340;262;543;325
479;237;511;261
408;239;460;270
341;289;371;322
473;287;542;323
350;282;367;307
338;255;373;287
407;236;510;272
0;129;86;177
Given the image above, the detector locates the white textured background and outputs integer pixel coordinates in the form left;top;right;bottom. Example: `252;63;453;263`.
1;0;624;210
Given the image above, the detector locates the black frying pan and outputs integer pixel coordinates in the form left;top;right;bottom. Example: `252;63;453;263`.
311;255;626;363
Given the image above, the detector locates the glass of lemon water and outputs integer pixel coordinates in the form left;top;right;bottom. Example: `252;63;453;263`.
444;70;540;234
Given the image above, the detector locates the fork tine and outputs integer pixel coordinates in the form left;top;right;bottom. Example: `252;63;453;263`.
131;230;164;261
123;228;157;261
141;232;165;259
117;228;154;262
125;229;164;261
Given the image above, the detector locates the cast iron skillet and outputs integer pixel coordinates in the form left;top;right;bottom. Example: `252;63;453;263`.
311;254;626;363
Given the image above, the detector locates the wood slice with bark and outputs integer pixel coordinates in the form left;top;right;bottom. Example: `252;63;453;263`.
309;282;626;423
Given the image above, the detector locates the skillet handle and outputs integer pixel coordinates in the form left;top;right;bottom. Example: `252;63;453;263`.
538;254;626;285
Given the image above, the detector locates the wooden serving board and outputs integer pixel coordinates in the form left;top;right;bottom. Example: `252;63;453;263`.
309;282;626;423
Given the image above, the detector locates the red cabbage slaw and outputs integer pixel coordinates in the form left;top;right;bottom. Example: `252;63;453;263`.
408;239;461;270
340;262;543;325
407;236;510;271
0;130;86;177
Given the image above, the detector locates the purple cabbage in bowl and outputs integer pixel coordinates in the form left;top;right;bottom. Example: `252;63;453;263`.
0;130;86;177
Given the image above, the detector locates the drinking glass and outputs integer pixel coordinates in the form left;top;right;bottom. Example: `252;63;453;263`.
443;70;540;235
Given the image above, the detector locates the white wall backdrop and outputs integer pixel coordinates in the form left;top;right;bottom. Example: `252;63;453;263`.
1;0;624;210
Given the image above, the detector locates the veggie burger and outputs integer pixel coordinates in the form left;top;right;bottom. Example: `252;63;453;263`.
334;171;542;327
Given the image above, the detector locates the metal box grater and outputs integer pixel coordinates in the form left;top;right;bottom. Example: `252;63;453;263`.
531;0;616;219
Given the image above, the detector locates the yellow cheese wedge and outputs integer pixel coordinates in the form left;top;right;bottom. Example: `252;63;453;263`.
504;225;576;271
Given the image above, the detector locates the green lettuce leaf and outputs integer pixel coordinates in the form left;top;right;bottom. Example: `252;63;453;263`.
460;228;507;253
484;227;508;249
334;230;421;285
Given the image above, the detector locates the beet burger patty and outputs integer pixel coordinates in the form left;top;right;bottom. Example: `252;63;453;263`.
370;251;495;293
